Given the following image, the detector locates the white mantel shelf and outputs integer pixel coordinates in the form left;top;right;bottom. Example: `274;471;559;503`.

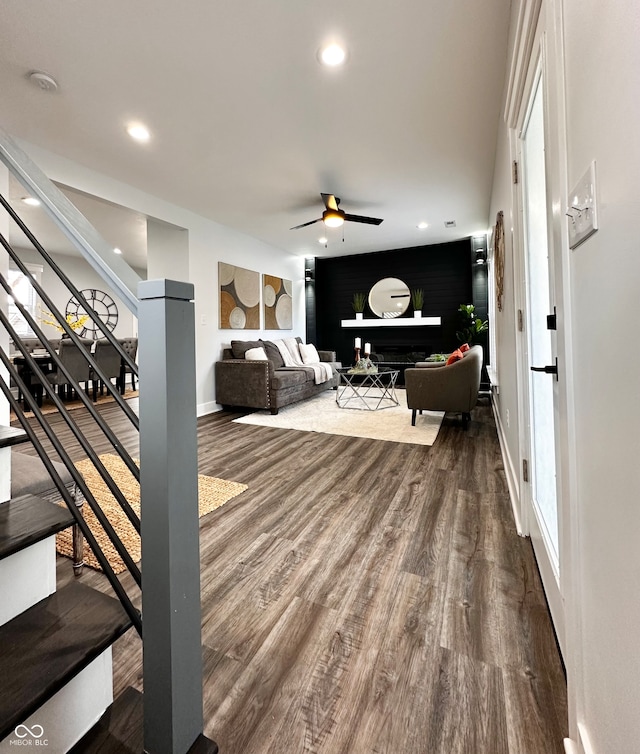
341;317;441;328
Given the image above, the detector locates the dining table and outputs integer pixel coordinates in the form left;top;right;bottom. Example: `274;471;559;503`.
12;350;57;409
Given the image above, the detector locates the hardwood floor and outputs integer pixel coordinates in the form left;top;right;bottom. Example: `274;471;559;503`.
44;395;567;753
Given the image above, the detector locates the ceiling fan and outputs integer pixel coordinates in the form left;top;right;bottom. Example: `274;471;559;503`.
290;193;383;230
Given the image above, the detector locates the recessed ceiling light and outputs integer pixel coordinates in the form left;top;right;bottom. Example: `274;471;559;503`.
22;197;41;207
127;123;151;142
318;236;328;244
319;43;347;67
113;247;122;255
417;222;429;229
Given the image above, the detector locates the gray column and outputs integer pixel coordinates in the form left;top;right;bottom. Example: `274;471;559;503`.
138;279;203;753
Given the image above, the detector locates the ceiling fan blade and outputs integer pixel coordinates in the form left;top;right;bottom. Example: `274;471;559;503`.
290;218;322;230
343;213;384;225
321;193;339;211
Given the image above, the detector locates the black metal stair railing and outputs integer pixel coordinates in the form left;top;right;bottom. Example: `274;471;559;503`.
0;366;141;633
0;199;138;426
0;195;144;636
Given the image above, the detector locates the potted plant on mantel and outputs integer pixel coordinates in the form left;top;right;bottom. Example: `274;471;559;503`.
456;303;488;344
411;289;424;318
352;292;366;320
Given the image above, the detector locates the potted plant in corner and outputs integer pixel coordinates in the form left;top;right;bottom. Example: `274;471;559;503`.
352;292;366;320
456;303;488;344
411;289;424;318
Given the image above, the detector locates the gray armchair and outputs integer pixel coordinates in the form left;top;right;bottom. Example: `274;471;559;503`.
404;345;483;429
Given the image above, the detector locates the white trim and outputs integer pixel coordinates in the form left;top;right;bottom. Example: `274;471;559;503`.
504;0;544;127
197;400;220;417
563;723;594;754
578;723;595;754
491;393;523;535
486;365;499;392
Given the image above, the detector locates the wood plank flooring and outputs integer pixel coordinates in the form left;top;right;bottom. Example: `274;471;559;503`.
35;395;567;753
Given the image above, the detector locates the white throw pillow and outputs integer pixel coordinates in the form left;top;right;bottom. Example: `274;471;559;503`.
244;346;268;361
299;343;320;364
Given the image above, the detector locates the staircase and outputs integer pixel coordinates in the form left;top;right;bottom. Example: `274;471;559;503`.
0;429;133;751
0;129;216;752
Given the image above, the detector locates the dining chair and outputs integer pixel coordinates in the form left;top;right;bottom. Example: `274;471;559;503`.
93;338;124;398
45;337;94;400
118;337;138;391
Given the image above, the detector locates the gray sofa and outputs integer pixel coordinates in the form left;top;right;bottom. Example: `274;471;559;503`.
215;337;340;414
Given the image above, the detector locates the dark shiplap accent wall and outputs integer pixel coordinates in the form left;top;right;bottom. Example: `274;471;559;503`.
314;239;473;366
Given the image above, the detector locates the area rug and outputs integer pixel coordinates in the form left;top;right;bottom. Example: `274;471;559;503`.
56;453;248;574
11;386;139;421
233;389;444;446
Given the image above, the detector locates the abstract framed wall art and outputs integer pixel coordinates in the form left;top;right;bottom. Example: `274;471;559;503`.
219;263;261;329
263;275;292;330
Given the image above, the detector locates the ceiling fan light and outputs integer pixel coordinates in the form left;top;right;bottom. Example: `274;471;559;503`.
323;211;344;228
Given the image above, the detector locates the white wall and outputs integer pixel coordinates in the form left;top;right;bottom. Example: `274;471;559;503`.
11;246;141;342
490;1;640;752
16;140;304;416
146;218;189;282
563;0;640;751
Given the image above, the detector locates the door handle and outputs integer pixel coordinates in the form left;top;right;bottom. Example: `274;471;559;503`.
530;358;558;380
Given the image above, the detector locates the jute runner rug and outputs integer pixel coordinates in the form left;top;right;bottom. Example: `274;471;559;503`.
56;453;248;574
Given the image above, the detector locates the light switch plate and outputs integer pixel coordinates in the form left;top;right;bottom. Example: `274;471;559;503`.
568;161;598;249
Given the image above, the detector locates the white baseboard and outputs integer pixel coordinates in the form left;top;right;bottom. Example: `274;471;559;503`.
197;400;221;417
491;396;524;535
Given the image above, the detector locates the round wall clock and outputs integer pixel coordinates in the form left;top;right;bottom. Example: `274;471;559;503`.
66;288;119;339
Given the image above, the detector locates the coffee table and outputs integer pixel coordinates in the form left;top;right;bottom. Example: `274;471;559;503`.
336;366;400;410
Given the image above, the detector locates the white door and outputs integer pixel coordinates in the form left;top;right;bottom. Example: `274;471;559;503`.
518;59;564;649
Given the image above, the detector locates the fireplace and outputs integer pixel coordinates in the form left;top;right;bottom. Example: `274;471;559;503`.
370;343;433;385
370;343;432;363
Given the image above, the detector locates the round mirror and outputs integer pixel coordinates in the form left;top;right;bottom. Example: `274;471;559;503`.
368;278;410;318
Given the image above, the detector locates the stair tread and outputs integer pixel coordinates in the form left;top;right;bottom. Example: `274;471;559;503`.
0;426;29;449
70;686;219;753
0;493;75;561
0;581;133;740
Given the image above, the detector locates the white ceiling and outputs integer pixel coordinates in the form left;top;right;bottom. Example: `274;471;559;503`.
8;175;149;270
0;0;511;260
